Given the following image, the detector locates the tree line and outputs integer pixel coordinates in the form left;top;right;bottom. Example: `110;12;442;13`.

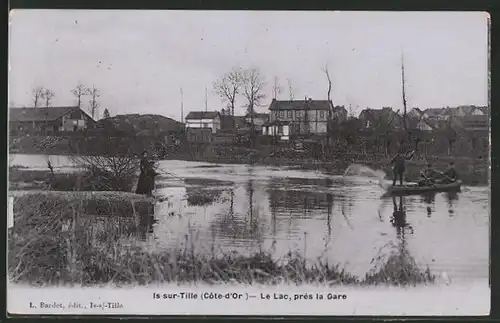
213;67;298;117
30;82;110;120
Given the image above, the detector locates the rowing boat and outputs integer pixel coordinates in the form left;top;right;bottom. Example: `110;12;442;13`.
386;180;462;195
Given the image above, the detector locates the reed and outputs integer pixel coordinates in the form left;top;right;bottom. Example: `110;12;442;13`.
8;194;436;287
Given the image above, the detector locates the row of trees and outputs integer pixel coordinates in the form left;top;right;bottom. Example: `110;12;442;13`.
31;82;108;120
213;67;299;118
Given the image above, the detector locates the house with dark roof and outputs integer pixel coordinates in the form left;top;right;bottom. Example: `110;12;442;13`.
185;111;221;134
358;107;402;130
9;106;96;135
265;98;332;135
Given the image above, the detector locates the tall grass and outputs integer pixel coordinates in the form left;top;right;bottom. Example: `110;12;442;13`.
8;194;436;287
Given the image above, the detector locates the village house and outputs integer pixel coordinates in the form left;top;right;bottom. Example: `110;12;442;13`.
262;99;332;139
185;111;221;134
9;106;95;135
331;105;348;123
408;107;424;119
358;107;403;130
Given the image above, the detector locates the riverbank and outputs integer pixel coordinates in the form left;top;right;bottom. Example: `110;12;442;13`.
9;191;435;286
9;150;489;186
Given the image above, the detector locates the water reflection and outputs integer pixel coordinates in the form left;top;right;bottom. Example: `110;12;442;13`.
390;196;414;236
445;192;459;217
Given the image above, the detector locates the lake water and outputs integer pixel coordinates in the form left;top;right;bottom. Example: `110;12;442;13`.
10;154;490;284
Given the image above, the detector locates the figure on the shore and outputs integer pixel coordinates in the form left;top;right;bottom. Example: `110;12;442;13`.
136;151;156;197
391;149;415;186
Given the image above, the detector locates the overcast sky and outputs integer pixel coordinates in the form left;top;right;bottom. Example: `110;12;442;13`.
9;10;488;121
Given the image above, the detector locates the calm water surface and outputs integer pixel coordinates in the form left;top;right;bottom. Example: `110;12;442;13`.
11;154;490;283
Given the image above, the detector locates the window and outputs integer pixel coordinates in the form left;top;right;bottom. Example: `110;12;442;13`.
287;111;292;118
295;110;301;118
320;111;325;119
278;125;283;135
279;111;285;119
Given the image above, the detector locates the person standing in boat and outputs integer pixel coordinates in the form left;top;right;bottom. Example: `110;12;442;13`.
136;150;156;197
391;149;415;186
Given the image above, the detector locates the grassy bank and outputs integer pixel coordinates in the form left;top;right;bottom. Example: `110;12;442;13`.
8;193;435;287
9;167;137;192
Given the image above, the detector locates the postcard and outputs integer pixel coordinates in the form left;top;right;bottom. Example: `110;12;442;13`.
7;9;490;316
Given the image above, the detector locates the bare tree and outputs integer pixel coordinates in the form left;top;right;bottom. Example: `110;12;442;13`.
323;65;334;151
242;67;266;121
242;68;266;146
213;67;243;117
401;54;410;145
272;76;282;100
287;79;295;100
32;86;45;108
71;82;87;108
41;88;55;107
87;85;100;120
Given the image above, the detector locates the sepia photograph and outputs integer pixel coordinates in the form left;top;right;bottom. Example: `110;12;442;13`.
7;10;490;316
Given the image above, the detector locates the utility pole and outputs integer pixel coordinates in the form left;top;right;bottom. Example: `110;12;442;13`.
180;88;184;124
205;86;208;112
401;52;410;145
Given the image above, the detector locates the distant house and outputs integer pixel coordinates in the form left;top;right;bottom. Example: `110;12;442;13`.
9;106;95;135
267;98;331;135
185;111;221;134
358;107;402;130
454;115;489;131
452;105;486;117
415;119;434;132
331;105;348;123
422;108;451;121
408;107;424;119
245;112;269;131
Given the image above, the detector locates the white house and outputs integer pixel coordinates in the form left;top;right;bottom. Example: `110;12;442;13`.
416;119;434;132
185;111;221;134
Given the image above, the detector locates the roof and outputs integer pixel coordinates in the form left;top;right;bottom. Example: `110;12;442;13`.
478;106;489;115
185;111;220;120
359;108;401;122
423;108;450;117
9;106;81;122
268;99;332;111
461;115;489;123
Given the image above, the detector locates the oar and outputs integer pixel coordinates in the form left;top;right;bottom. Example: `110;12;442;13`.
419;171;436;187
436;170;456;183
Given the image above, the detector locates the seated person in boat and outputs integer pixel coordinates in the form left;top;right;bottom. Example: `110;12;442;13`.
441;161;458;184
418;162;440;186
391;149;415;186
